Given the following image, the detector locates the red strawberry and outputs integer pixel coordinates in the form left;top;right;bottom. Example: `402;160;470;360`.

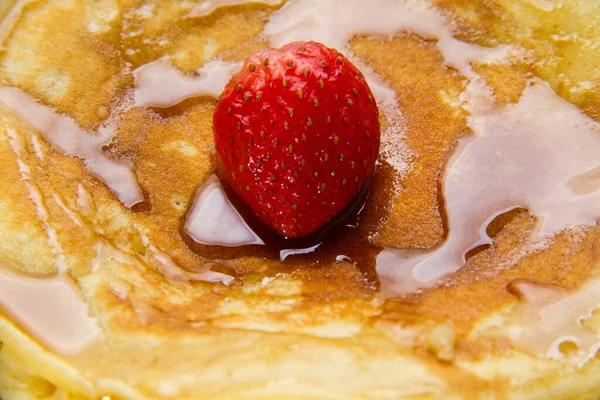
213;41;380;238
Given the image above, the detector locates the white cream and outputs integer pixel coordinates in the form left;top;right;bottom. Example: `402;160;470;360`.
184;174;264;247
377;79;600;295
187;0;284;17
0;269;99;355
133;59;242;107
0;86;143;207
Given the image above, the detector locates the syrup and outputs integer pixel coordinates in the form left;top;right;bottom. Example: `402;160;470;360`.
183;168;381;286
263;0;513;76
123;0;600;340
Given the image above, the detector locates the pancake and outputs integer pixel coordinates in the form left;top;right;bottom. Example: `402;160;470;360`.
0;0;600;399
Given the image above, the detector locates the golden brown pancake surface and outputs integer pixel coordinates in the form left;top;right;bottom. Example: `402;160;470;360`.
0;1;600;399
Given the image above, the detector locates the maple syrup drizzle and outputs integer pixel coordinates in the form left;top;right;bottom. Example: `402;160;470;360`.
133;59;242;108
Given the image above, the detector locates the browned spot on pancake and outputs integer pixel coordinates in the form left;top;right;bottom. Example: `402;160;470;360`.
474;63;531;104
221;37;271;62
291;262;374;303
0;0;128;128
121;2;273;71
351;34;470;249
485;207;529;239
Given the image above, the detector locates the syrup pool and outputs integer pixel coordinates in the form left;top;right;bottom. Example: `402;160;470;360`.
183;168;381;285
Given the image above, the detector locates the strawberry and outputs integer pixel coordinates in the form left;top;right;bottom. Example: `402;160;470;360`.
213;41;380;238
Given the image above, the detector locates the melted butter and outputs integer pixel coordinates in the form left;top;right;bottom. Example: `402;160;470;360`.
0;268;99;355
187;0;284;17
0;86;143;207
496;280;600;365
378;80;600;295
